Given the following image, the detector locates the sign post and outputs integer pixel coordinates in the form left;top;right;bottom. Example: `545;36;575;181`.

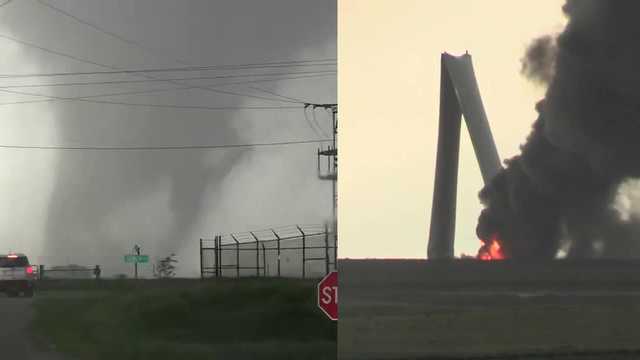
124;255;149;263
317;271;338;321
124;244;148;279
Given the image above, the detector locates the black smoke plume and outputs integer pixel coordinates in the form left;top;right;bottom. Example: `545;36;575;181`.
477;0;640;259
521;35;557;85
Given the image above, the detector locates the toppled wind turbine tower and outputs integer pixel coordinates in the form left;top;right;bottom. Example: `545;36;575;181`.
427;53;502;259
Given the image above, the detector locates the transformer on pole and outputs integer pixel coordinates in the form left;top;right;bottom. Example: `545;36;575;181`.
310;103;338;270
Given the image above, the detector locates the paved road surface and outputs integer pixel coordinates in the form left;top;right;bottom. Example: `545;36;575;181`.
0;295;67;359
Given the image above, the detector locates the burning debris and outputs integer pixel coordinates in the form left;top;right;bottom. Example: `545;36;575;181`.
476;0;640;259
477;234;505;261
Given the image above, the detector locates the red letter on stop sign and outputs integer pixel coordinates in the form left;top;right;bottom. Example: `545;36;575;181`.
317;271;338;321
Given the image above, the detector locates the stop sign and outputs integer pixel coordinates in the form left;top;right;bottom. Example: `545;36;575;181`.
317;271;338;321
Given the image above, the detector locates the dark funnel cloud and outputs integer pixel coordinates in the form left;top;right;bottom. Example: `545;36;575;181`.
477;0;640;259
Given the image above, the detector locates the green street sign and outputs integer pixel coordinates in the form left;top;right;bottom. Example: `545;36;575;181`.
124;255;149;263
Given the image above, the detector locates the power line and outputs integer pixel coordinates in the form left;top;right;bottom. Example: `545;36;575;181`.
0;71;336;89
0;138;331;151
249;86;307;103
0;32;113;69
0;88;301;111
0;19;334;132
0;32;320;104
0;60;336;79
303;106;325;138
32;0;338;94
310;105;329;137
0;78;302;104
0;70;336;89
155;83;300;104
34;0;192;66
0;6;336;154
29;0;338;106
130;70;306;105
0;73;336;106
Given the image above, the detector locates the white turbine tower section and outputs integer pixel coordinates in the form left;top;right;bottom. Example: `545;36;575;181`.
427;53;502;259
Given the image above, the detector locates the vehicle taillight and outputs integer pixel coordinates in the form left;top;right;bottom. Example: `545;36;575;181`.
25;266;33;275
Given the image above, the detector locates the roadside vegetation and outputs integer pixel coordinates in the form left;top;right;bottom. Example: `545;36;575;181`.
32;278;336;360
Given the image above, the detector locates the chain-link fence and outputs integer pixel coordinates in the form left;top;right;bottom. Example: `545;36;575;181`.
36;264;101;280
200;224;336;279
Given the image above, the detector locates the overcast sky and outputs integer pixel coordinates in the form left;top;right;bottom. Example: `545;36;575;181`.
0;0;335;276
339;0;566;259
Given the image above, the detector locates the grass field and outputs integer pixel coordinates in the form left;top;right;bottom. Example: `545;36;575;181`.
31;278;336;360
339;259;640;360
340;293;640;359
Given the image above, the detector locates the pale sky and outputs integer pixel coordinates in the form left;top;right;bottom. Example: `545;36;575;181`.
339;0;567;259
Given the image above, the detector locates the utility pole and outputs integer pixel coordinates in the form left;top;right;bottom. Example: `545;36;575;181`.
309;103;338;271
133;244;141;279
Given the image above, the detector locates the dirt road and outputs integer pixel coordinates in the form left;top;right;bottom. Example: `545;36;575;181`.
0;296;67;359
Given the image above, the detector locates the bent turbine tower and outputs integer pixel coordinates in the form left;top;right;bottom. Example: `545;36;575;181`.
427;53;502;259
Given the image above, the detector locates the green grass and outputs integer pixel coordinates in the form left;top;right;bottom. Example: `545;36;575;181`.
32;278;336;360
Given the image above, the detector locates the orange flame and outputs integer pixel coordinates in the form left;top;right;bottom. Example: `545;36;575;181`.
477;233;505;260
